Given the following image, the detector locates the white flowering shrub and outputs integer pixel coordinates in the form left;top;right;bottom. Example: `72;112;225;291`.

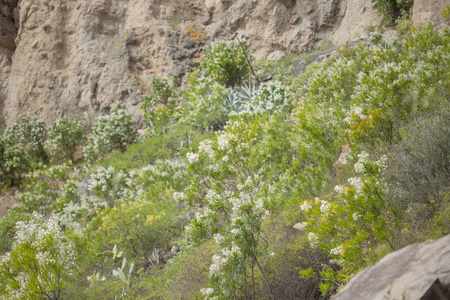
295;152;393;295
47;117;86;162
182;73;231;130
0;212;77;300
89;166;142;206
308;25;450;146
5;114;48;163
83;104;138;163
15;164;70;213
137;158;188;198
180;118;284;298
244;81;293;115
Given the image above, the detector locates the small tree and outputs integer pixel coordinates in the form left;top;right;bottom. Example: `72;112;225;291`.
141;76;178;135
47;117;86;162
0;212;77;300
196;41;250;87
0;133;31;187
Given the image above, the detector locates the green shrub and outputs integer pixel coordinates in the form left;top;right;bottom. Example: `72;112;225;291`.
141;76;178;135
98;123;212;171
0;133;31;187
47;117;86;162
385;115;450;243
196;41;250;87
372;0;413;25
182;73;231;130
92;199;184;265
0;210;31;255
15;164;70;214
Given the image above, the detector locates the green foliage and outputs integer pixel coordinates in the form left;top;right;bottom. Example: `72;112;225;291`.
5;114;49;164
395;9;412;35
136;240;215;299
47;117;86;162
90;199;184;264
195;41;250;87
15;164;70;214
98;123;213;171
442;5;450;22
141;76;178;135
372;0;413;25
83;104;138;164
1;25;449;300
183;73;231;130
0;212;77;300
0;210;31;255
0;133;31;187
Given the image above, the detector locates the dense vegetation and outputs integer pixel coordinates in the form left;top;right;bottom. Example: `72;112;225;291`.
0;24;449;300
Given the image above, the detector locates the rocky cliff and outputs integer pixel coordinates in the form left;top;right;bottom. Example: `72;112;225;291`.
0;0;447;125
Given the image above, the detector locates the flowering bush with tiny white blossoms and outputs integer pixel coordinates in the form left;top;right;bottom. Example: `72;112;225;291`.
4;114;48;164
1;25;448;299
0;212;76;300
244;81;293;115
15;164;70;213
182;73;231;130
295;152;396;294
83;104;138;163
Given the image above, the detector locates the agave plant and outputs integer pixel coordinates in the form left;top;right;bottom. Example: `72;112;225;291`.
226;84;258;113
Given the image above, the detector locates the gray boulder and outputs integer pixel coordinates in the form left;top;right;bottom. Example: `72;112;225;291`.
332;234;450;300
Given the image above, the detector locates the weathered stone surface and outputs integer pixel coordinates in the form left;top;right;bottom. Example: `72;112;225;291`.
332;234;450;300
412;0;450;28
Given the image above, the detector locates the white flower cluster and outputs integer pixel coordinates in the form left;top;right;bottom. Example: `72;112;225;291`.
319;199;331;215
330;246;344;256
344;105;367;125
354;151;369;173
217;132;238;151
139;158;188;189
352;212;362;221
0;212;77;299
209;241;242;278
293;222;308;231
300;201;312;212
308;232;318;248
244;81;292;115
348;177;364;195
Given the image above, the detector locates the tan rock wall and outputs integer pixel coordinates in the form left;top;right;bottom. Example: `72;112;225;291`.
412;0;450;28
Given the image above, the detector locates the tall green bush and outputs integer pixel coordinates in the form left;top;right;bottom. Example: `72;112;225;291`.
47;117;86;162
141;76;178;135
195;41;250;87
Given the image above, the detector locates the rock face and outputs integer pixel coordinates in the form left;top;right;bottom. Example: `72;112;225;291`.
332;234;450;300
412;0;450;28
0;0;385;125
